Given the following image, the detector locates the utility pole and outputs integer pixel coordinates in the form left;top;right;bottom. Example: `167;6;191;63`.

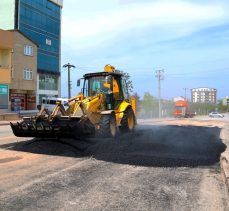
155;69;164;118
183;88;189;100
63;63;75;98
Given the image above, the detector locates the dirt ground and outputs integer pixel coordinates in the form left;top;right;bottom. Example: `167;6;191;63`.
0;118;228;210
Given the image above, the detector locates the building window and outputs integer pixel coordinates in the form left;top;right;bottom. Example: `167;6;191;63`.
24;45;33;56
46;38;52;46
23;68;32;80
39;74;58;90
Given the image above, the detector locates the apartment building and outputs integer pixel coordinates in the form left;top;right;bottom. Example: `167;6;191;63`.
222;96;229;106
0;0;63;104
0;29;37;111
191;87;217;104
10;30;38;111
0;30;13;110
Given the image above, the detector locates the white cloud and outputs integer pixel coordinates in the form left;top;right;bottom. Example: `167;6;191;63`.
61;0;229;99
62;0;227;42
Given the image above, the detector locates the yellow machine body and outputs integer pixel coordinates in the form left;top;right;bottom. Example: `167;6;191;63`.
11;65;137;139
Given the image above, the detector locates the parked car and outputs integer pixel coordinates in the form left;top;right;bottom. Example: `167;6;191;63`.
208;112;224;118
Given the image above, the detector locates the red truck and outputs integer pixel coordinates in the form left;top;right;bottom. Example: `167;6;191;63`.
173;100;195;118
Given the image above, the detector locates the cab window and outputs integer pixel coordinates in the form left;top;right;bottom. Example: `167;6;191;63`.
112;76;124;108
84;76;112;97
121;78;128;99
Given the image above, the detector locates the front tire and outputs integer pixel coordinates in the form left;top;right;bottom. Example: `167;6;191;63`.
120;107;135;133
98;113;117;138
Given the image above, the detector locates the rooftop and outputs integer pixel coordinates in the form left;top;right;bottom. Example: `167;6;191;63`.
49;0;63;8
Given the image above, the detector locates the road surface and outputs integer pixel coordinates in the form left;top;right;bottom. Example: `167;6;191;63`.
0;118;228;210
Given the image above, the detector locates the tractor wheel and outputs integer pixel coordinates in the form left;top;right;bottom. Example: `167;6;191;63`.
98;113;117;138
120;107;135;133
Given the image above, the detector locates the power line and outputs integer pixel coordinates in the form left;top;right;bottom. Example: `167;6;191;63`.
70;65;229;76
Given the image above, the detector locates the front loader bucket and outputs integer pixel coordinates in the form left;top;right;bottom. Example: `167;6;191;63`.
10;117;95;139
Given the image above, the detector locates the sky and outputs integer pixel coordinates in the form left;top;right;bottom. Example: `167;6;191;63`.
60;0;229;100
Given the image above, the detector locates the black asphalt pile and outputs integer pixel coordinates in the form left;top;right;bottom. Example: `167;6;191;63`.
84;125;225;167
9;124;226;168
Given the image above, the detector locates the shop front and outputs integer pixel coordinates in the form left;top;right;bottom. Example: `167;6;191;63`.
10;91;36;111
0;84;9;109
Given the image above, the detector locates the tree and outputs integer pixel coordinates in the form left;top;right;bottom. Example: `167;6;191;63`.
132;92;140;102
189;102;217;115
132;92;141;114
116;70;134;94
139;93;175;118
140;92;158;118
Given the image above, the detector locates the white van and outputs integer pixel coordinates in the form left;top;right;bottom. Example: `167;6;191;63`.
41;97;69;113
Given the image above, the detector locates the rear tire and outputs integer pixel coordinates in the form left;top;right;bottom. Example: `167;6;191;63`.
120;107;135;133
98;113;117;138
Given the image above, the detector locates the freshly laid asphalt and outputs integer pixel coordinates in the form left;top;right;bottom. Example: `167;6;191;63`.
0;118;228;210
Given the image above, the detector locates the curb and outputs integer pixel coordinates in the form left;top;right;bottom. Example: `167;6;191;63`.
0;122;11;126
221;152;229;193
220;153;229;193
220;124;229;194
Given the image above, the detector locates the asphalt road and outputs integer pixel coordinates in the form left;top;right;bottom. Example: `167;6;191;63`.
0;119;228;211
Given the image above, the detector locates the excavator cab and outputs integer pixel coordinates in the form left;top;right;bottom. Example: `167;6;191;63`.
83;75;112;97
82;72;128;111
10;65;136;139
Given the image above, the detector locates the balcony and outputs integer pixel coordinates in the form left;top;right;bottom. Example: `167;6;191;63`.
0;67;11;83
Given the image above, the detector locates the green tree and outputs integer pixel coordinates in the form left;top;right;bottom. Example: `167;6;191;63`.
189;102;217;115
132;92;140;102
216;100;229;113
116;70;134;94
140;92;158;118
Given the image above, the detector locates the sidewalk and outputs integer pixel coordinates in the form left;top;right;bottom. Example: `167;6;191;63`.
0;113;20;126
0;120;19;126
0;110;38;126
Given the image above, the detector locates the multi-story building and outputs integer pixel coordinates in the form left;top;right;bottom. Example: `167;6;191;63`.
0;29;37;111
10;30;38;111
0;30;13;110
191;87;217;104
222;96;229;106
0;0;63;104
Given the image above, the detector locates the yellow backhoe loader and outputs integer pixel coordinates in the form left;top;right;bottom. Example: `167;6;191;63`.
11;65;137;139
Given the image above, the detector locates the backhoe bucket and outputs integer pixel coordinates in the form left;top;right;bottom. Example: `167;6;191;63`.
10;117;94;139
